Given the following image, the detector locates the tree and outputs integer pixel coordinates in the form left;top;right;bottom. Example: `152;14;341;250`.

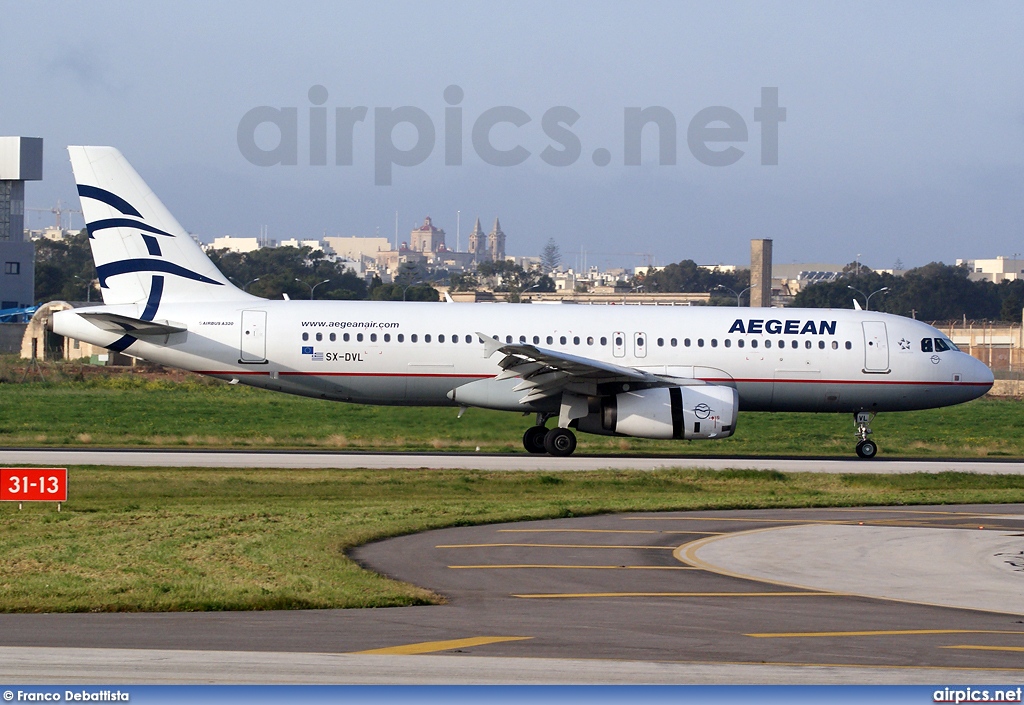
636;259;750;295
208;245;367;300
34;230;96;303
540;239;561;272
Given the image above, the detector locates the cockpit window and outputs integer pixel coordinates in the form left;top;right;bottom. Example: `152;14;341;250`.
921;338;933;353
934;338;950;352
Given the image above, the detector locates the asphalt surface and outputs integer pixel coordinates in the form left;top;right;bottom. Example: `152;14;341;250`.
3;448;1024;474
2;504;1023;683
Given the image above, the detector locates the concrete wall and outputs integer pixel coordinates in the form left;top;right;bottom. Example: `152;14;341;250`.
0;322;27;354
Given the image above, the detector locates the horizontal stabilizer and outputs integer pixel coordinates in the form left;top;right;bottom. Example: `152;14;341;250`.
77;311;186;337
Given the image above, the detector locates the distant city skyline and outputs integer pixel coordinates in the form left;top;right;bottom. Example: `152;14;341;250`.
4;2;1023;271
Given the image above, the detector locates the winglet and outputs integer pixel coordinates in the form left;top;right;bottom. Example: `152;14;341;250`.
853;299;863;311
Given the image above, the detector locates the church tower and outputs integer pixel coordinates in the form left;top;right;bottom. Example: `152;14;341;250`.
467;217;484;261
487;217;506;262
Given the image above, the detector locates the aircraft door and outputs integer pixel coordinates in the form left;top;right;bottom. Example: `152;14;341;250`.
612;331;625;358
862;321;889;372
240;310;267;363
633;332;647;358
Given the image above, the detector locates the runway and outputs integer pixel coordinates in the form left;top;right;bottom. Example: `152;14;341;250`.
2;448;1024;474
2;504;1023;684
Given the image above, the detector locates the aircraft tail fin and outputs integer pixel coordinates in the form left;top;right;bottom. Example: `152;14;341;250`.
68;146;251;309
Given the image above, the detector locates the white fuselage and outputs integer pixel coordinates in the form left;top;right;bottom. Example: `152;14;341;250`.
53;299;994;414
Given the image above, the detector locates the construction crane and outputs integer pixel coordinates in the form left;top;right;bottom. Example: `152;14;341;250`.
27;200;83;231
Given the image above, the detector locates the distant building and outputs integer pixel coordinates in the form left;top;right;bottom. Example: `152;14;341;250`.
279;238;324;251
209;235;275;253
323;236;393;260
958;256;1024;283
0;136;42;309
410;216;446;253
487;218;506;262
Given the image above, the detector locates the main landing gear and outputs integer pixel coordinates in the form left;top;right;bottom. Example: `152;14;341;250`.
522;414;578;457
854;411;878;459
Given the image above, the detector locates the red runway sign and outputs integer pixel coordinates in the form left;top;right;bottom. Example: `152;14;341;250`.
1;468;68;502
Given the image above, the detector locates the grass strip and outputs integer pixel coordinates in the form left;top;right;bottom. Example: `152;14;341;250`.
0;466;1021;613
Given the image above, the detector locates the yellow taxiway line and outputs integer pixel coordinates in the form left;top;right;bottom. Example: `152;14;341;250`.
941;645;1024;653
497;529;723;535
354;636;533;655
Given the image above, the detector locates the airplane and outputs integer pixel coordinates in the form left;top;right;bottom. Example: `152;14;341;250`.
51;146;995;459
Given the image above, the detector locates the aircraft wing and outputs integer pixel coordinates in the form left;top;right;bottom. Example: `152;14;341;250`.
77;311;187;337
478;333;702;404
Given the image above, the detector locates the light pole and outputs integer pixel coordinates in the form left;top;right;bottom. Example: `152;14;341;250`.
295;278;330;299
847;285;889;310
715;284;751;307
400;280;425;301
243;277;260;292
515;282;542;303
73;275;94;303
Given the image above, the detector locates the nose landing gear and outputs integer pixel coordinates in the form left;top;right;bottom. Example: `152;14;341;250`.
854;411;878;459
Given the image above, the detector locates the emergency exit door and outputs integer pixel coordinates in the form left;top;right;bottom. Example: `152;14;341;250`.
240;310;267;363
862;321;889;372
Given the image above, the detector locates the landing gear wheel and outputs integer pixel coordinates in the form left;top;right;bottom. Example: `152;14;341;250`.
543;428;577;457
856;439;878;459
523;426;548;454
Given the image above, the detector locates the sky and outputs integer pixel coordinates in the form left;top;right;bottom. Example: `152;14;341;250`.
2;1;1023;271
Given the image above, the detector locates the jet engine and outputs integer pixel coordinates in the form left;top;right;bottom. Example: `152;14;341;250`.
575;386;738;440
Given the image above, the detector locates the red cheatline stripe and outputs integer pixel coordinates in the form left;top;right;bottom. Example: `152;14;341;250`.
704;378;990;387
193;372;987;386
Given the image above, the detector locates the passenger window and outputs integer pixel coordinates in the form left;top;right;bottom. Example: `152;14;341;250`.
438;334;445;343
832;341;838;350
615;336;623;346
357;333;364;342
934;338;950;352
818;340;825;349
737;339;745;348
452;334;459;343
302;332;309;341
573;336;580;345
397;334;404;342
804;340;810;349
711;339;718;348
657;338;664;347
724;339;731;348
411;334;418;342
547;336;554;345
600;337;607;346
779;339;785;348
921;338;933;352
792;340;799;349
344;333;350;342
560;336;567;345
506;335;513;344
519;335;526;343
316;332;323;341
370;333;377;342
684;338;691;347
697;339;704;347
670;338;677;347
466;335;473;344
424;334;431;343
845;341;852;350
329;332;336;342
765;340;772;349
587;336;594;345
384;333;390;342
533;336;540;344
751;340;758;348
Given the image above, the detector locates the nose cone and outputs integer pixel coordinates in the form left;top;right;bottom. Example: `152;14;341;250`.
965;354;994;400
